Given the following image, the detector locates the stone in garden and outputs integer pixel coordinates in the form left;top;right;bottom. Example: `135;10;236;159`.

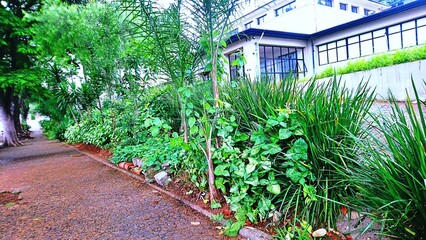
239;226;273;240
350;211;362;220
154;171;171;187
18;194;24;200
312;228;327;237
132;158;144;167
143;167;157;183
161;162;170;172
11;188;22;194
272;211;282;224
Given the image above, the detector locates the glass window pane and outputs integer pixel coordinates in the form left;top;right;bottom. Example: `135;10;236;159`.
373;36;388;53
402;21;415;31
327;42;336;49
319;51;328;65
328;49;337;63
418;26;426;44
360;40;373;56
348;36;359;44
402;29;416;47
389;33;401;50
348;43;360;59
373;29;386;38
318;45;326;51
389;25;401;34
337;39;346;47
418;17;426;27
360;33;371;41
337;46;347;61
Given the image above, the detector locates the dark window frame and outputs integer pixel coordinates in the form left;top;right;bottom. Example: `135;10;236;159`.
340;3;347;10
317;16;426;66
351;5;358;13
259;45;306;80
228;50;245;81
275;1;296;16
318;0;333;7
257;15;266;25
245;21;253;29
364;8;375;16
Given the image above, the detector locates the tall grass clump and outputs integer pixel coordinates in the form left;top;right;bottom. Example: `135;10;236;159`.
221;77;296;130
341;80;426;239
286;75;376;226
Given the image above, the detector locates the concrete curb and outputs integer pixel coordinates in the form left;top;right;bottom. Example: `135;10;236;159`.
67;143;273;240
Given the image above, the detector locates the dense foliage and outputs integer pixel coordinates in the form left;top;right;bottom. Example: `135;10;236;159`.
3;0;424;239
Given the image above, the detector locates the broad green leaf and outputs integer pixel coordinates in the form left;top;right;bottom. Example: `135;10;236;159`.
286;168;303;183
245;163;256;174
150;126;160;137
188;117;196;127
190;126;199;135
153;118;162;127
267;184;281;195
234;132;249;142
279;128;293;140
214;164;230;177
262;144;281;155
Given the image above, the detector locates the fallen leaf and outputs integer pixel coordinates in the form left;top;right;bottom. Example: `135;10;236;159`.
191;222;200;225
222;209;232;216
345;235;353;240
340;206;347;215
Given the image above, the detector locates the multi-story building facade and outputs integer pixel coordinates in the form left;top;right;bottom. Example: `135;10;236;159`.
225;0;426;81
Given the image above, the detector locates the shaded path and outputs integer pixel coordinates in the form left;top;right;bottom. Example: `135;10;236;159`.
0;132;223;239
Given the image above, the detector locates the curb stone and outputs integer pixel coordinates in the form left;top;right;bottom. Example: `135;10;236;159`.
67;143;274;240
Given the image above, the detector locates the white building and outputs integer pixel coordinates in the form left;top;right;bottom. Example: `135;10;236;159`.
225;0;426;82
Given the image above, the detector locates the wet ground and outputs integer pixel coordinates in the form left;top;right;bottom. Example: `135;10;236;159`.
0;132;224;239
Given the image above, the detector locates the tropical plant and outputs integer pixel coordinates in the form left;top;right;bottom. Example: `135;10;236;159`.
336;80;426;238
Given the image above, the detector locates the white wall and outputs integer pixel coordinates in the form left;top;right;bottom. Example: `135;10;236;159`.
319;60;426;101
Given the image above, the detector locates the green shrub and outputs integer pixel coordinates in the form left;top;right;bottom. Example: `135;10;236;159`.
286;75;375;226
41;118;73;141
339;80;426;238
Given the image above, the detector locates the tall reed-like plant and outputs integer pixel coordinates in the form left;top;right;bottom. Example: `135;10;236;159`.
221;77;296;130
291;76;376;226
340;80;426;239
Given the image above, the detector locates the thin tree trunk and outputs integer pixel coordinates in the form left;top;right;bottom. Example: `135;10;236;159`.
207;52;221;202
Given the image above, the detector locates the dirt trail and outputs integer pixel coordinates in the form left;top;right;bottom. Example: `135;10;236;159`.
0;132;223;239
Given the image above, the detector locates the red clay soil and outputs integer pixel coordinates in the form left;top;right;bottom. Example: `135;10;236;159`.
0;132;239;239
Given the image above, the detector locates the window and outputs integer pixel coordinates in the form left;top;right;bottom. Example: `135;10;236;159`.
317;16;426;65
364;9;374;16
257;15;266;25
245;21;253;29
275;1;296;16
339;3;347;10
228;50;245;81
318;0;333;7
351;6;358;13
259;45;306;80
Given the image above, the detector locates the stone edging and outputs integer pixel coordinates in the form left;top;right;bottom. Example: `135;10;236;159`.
67;143;273;240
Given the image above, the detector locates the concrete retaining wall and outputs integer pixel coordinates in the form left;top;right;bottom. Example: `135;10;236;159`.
320;60;426;101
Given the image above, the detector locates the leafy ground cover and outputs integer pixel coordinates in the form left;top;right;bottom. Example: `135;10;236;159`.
48;75;425;239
